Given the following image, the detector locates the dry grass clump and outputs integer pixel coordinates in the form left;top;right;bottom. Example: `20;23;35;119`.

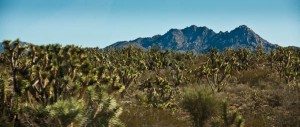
120;105;192;127
224;83;300;127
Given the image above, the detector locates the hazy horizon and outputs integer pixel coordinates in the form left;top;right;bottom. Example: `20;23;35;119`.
1;0;299;48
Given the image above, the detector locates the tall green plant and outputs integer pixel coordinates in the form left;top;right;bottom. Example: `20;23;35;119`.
199;48;232;92
181;87;221;127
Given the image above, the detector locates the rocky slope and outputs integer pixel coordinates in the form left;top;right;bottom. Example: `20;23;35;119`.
107;25;278;52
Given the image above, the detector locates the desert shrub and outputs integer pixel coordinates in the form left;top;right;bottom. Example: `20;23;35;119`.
225;85;299;127
45;98;85;127
120;105;191;127
237;68;273;87
181;87;221;127
211;101;244;127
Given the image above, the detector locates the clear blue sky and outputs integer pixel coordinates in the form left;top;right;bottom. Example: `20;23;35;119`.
1;0;299;47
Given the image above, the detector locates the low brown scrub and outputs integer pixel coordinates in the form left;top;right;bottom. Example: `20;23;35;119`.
236;68;278;88
224;83;300;127
120;105;192;127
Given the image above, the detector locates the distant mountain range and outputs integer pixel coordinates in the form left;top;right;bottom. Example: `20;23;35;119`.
0;25;297;53
0;45;3;53
107;25;278;52
0;41;28;53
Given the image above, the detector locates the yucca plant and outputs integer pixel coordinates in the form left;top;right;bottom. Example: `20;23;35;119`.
211;101;244;127
139;76;180;109
82;86;125;127
273;47;300;85
199;48;232;92
46;98;85;127
1;40;126;126
117;66;140;98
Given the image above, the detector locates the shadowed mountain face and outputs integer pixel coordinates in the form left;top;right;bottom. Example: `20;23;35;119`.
0;45;3;52
0;41;28;53
107;25;278;52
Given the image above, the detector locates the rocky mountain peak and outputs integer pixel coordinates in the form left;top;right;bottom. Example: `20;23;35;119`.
237;25;251;29
230;25;254;35
106;25;279;52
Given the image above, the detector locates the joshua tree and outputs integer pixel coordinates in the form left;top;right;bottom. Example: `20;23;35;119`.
199;48;232;92
1;40;125;126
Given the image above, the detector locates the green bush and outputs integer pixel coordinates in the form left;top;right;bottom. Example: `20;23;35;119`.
181;87;221;127
45;98;85;127
211;101;244;127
